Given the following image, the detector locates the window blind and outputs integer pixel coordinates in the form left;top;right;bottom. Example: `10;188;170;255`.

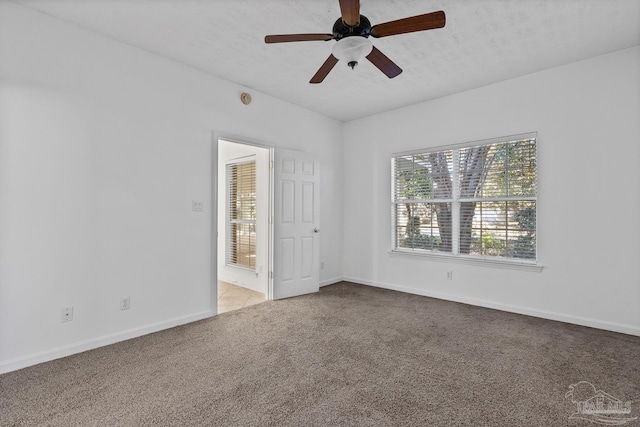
226;160;257;269
392;151;454;253
392;135;537;262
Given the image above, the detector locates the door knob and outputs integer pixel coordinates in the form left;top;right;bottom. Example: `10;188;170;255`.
313;228;320;233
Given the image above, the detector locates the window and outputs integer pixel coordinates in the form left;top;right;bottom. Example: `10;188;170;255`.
227;160;257;269
391;133;537;263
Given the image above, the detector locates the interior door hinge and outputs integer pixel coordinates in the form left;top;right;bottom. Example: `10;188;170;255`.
269;271;273;279
270;160;274;169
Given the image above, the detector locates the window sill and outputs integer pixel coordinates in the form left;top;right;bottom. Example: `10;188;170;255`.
388;250;543;272
225;264;257;274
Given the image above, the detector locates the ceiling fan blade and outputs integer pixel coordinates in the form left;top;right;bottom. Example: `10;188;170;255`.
310;54;339;84
265;34;334;44
339;0;360;26
366;46;402;79
370;10;445;38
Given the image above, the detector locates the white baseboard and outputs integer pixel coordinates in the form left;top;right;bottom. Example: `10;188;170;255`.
343;276;640;337
5;277;637;375
320;277;343;287
0;310;214;375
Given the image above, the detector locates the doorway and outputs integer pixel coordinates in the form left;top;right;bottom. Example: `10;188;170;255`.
216;139;270;313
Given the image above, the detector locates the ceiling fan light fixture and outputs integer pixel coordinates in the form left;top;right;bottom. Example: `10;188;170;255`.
264;1;446;83
331;36;372;69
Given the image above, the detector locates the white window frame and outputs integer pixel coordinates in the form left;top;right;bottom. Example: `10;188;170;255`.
390;132;542;272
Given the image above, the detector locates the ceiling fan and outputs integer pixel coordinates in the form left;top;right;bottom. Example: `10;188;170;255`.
264;0;445;84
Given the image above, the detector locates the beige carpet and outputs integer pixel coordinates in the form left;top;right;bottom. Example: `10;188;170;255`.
1;282;639;426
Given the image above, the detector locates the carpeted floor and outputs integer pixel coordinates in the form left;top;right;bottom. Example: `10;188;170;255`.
1;281;639;426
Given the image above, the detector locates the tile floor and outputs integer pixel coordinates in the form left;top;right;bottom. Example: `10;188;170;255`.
217;281;266;314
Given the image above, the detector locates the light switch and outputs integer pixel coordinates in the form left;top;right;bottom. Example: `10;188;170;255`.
192;201;204;212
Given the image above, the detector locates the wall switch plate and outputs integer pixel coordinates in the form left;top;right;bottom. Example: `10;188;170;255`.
61;307;73;322
192;200;203;212
447;271;453;280
120;297;130;310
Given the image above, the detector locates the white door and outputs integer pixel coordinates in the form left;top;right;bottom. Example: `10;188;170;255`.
271;149;320;300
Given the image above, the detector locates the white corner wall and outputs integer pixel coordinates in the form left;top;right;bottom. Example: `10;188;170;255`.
343;46;640;336
0;2;343;373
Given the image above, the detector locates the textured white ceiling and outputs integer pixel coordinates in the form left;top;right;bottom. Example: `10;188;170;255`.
12;0;640;121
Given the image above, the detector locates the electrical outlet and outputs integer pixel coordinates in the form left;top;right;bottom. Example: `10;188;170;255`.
120;297;130;310
61;307;73;322
321;261;325;270
447;271;453;280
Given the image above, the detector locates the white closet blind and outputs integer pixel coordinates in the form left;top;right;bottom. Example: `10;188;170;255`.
392;135;537;262
226;160;257;269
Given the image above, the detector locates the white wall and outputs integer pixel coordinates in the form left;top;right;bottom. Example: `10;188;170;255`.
343;46;640;336
217;140;269;294
0;2;343;372
1;1;636;375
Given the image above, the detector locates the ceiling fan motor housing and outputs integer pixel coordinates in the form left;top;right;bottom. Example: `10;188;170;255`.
333;15;372;39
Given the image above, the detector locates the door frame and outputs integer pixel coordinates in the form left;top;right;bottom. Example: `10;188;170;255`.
212;132;275;314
